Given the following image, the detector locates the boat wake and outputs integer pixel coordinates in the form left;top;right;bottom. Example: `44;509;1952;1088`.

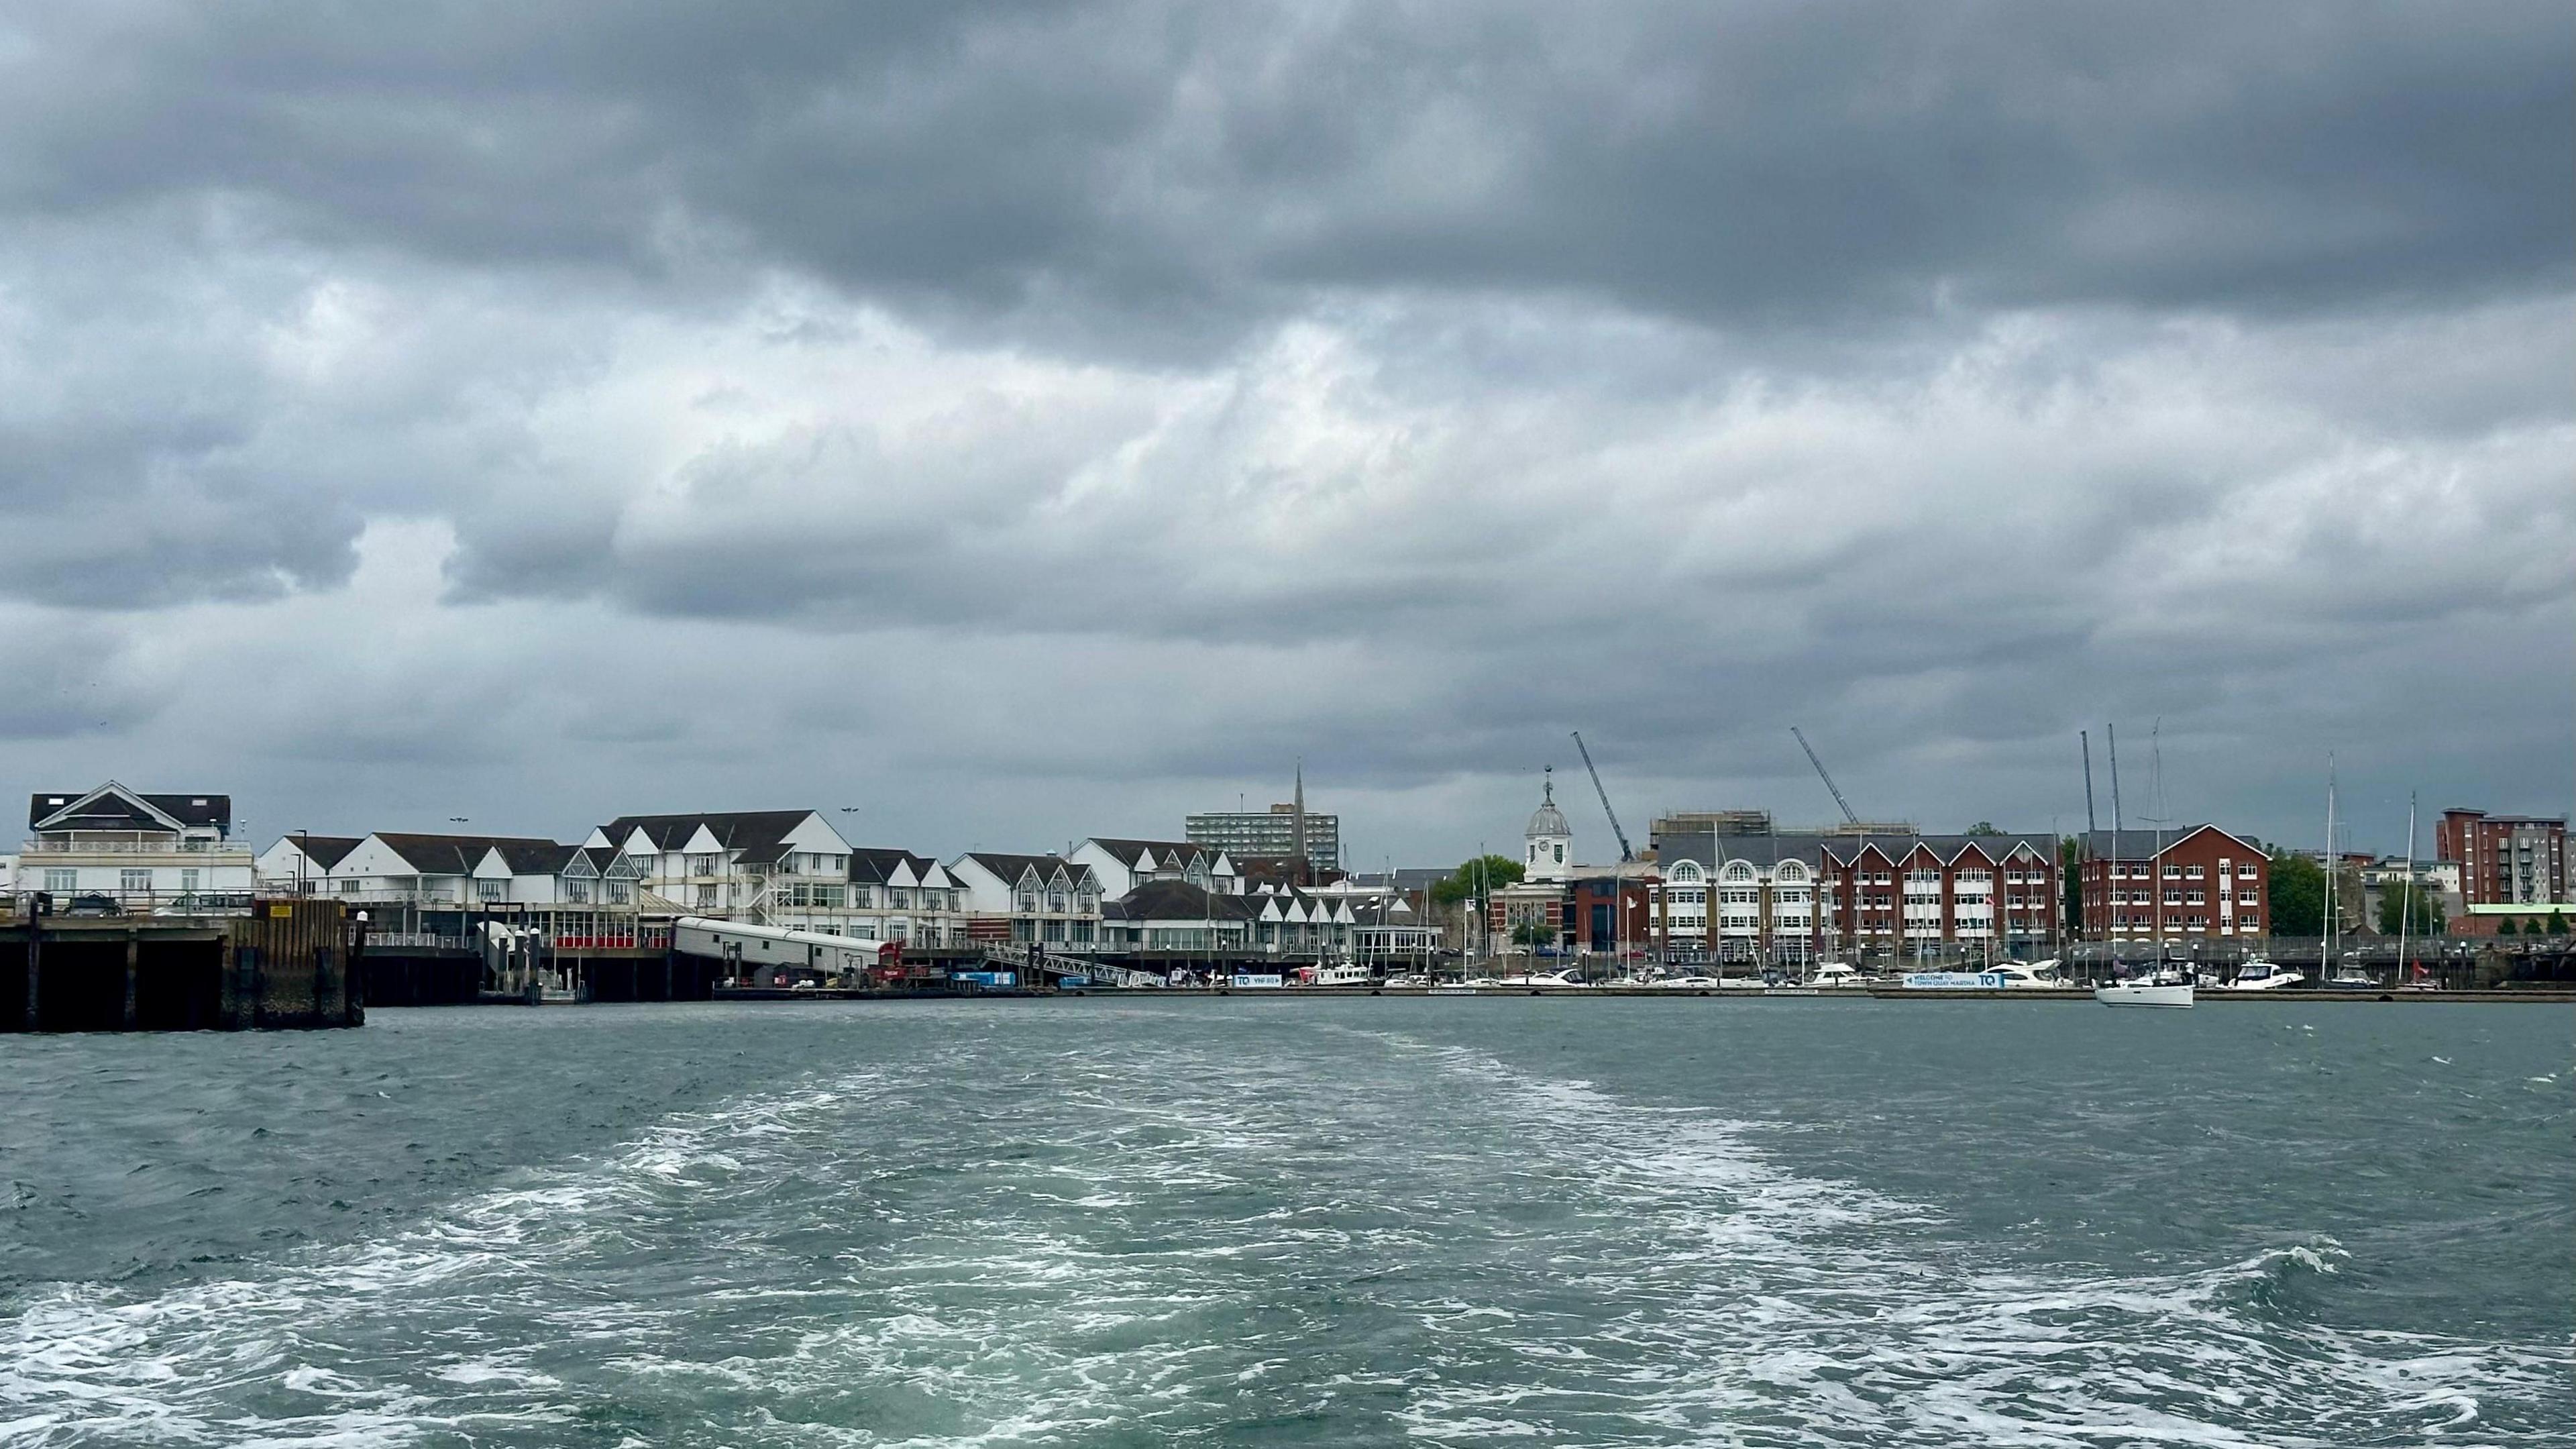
1;1025;2564;1446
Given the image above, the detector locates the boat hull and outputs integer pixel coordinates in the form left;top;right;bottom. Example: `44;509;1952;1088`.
2095;982;2194;1008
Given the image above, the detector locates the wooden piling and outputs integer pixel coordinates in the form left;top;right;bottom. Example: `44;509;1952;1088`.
21;917;38;1032
123;930;140;1029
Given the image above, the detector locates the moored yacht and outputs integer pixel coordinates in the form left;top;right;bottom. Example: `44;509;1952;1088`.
2095;967;2195;1008
2223;960;2304;991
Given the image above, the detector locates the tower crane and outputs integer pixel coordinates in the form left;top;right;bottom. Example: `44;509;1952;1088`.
1790;726;1861;825
1569;731;1635;862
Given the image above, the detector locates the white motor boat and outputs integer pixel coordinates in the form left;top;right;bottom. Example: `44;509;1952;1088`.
1810;962;1864;988
1495;970;1586;988
2222;960;2304;991
2095;969;2195;1008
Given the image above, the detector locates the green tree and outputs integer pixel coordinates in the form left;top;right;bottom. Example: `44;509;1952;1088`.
2551;910;2569;936
2267;850;2326;936
2495;917;2517;937
1431;853;1525;906
1964;820;2000;835
1510;921;1550;947
2376;877;2444;936
2059;837;2083;929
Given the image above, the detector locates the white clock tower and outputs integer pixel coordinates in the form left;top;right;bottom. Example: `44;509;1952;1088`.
1524;767;1572;883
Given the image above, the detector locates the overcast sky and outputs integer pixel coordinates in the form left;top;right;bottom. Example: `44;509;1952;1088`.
3;2;2568;866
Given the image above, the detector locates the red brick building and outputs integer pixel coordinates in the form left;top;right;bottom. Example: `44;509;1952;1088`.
1815;835;2061;956
2076;825;2267;940
2436;809;2567;909
1647;830;2059;962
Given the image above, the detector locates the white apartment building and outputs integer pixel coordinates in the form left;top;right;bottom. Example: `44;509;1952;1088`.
21;782;256;911
1072;839;1240;900
254;835;364;894
845;848;969;945
319;835;631;907
950;852;1104;945
586;811;854;928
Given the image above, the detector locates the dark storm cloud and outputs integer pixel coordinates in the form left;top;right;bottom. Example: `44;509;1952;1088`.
3;3;2565;341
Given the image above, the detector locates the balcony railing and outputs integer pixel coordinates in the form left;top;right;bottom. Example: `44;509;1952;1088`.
22;837;250;856
9;890;258;916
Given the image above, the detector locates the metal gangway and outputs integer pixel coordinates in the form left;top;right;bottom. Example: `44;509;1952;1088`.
978;942;1166;990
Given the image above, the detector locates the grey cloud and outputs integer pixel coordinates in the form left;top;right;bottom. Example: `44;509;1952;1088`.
3;3;2565;349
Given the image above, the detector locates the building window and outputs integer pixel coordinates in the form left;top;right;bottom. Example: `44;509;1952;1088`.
477;880;505;902
696;884;718;908
567;880;591;903
122;868;152;897
606;881;632;904
2239;864;2258;878
45;868;76;894
339;879;360;896
2186;865;2205;879
180;868;201;896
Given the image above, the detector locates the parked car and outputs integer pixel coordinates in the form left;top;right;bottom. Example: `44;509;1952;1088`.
65;894;124;918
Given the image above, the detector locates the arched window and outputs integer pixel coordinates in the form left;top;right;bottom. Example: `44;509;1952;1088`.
1722;862;1755;883
1671;861;1701;883
1776;861;1807;883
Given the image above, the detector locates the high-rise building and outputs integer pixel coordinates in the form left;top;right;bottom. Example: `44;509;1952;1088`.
2436;810;2567;907
1185;786;1340;872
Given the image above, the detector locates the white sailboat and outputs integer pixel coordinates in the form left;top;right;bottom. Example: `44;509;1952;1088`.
2096;971;2196;1007
2096;722;2192;1008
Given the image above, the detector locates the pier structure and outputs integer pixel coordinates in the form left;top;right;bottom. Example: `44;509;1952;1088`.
4;896;364;1032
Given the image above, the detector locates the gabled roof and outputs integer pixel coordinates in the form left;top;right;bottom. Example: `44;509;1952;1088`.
1088;838;1219;870
494;840;582;876
31;783;232;834
849;848;952;888
1102;879;1253;923
2078;824;2261;860
599;811;818;857
369;833;573;877
1347;868;1450;892
1349;896;1420;926
957;852;1099;891
282;835;364;870
1816;833;2057;868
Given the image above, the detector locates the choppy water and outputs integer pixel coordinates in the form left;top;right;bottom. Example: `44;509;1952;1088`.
3;1000;2569;1446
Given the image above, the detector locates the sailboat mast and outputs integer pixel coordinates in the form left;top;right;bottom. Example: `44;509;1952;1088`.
2318;755;2334;983
2397;792;2418;984
2108;723;2123;971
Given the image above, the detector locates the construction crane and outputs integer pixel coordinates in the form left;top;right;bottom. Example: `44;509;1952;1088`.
1790;726;1861;825
1569;731;1635;862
